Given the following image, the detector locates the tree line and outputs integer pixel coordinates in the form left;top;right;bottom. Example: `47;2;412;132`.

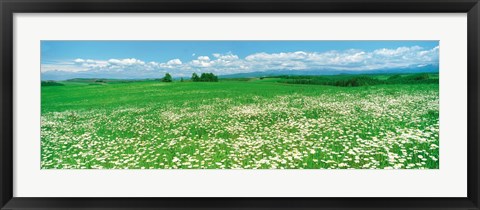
278;73;437;87
191;73;218;82
161;72;218;82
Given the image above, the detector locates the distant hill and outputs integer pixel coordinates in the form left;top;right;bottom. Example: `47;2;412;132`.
219;65;439;78
42;65;439;81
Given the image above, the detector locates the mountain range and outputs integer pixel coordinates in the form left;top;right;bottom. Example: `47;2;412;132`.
41;65;439;81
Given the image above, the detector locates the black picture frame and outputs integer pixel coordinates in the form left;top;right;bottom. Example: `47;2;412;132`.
1;0;479;209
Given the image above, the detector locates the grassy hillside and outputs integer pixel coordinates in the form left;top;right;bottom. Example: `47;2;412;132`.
41;74;439;169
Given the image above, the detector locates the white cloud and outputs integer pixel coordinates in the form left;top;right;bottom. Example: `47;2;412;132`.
72;58;110;68
41;45;439;77
166;59;182;65
108;58;145;66
197;56;210;61
41;64;88;72
156;59;184;69
373;46;422;56
191;56;213;68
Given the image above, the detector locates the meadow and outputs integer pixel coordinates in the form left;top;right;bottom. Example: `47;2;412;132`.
41;74;439;169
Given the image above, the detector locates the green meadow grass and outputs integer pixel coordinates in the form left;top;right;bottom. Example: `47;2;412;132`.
41;75;439;169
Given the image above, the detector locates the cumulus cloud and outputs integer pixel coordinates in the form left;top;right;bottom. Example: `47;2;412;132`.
41;45;439;77
167;59;182;65
108;58;145;66
191;56;213;68
41;63;87;73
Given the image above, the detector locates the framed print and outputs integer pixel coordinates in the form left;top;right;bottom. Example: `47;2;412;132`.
1;0;479;209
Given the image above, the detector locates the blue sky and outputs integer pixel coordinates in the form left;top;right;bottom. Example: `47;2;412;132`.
41;41;439;79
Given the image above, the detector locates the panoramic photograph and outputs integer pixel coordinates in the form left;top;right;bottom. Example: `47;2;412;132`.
41;41;439;169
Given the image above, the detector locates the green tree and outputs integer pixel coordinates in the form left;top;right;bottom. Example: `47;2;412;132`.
199;73;218;82
180;77;184;82
211;73;219;82
200;73;208;81
192;72;218;82
191;73;200;82
162;73;173;82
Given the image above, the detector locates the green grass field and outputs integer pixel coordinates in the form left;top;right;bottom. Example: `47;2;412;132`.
41;74;439;169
